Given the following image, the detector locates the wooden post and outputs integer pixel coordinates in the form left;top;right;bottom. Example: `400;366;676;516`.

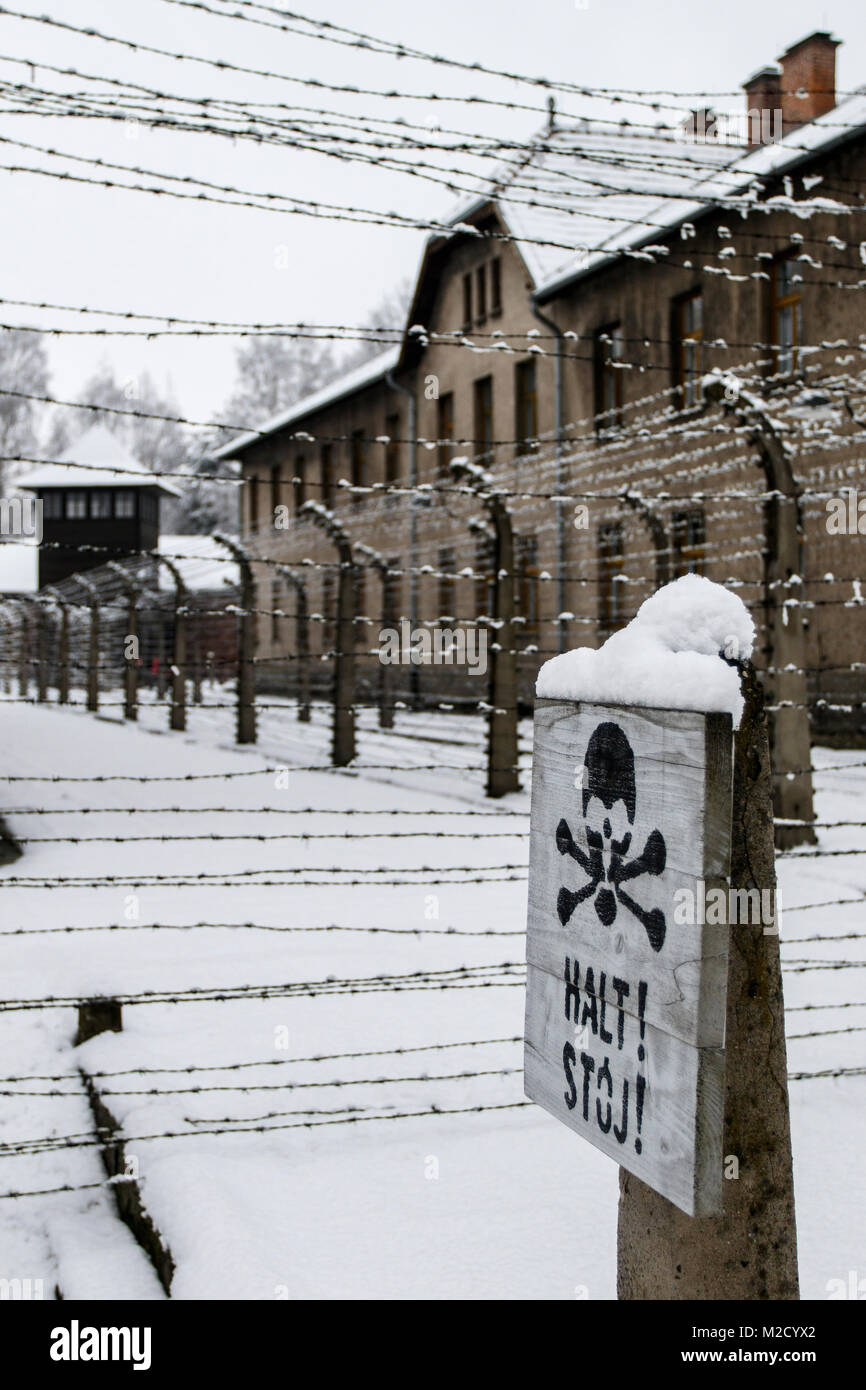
158;557;188;732
76;997;122;1046
617;663;799;1298
703;376;815;848
215;533;257;744
301;503;356;766
277;566;310;723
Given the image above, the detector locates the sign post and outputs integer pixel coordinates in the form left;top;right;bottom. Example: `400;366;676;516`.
524;664;799;1293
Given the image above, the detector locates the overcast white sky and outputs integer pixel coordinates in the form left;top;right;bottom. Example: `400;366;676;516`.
1;0;865;434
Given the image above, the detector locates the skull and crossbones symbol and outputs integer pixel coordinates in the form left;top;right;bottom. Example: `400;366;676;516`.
556;721;667;953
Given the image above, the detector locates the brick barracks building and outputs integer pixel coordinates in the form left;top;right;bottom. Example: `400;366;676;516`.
217;31;866;743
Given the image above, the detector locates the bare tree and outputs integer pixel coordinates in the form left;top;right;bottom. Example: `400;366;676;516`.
0;329;50;492
46;365;193;475
219;337;338;434
339;276;414;372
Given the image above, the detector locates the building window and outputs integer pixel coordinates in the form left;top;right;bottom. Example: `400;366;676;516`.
91;492;112;519
66;491;88;519
437;392;455;479
350;430;367;507
674;290;703;408
771;253;802;376
475;264;487;323
294;456;306;512
320;444;332;511
270;463;282;519
490;258;502;317
672;508;706;577
115;490;136;519
595;324;624;432
438;547;456;620
598;522;624;639
515;359;538;456
42;492;62;519
474;376;493;464
385;412;401;502
516;535;540;642
462;273;472;331
247;475;258;534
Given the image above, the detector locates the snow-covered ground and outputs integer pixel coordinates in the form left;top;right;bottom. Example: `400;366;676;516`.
0;690;863;1299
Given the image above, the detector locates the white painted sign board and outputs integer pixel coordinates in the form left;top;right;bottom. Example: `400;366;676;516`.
524;700;734;1217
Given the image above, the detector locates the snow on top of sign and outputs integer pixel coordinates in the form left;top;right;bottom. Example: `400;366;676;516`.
536;574;754;724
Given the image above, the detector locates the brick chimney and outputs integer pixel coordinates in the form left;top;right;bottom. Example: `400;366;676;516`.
744;65;782;145
778;31;840;132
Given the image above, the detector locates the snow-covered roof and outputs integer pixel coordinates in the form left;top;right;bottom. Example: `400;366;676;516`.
215;91;866;461
442;119;739;295
214;347;401;460
16;424;181;496
0;539;37;594
532;90;866;300
157;535;240;591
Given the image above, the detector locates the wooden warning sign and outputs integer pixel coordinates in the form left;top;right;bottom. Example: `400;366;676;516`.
524;700;734;1217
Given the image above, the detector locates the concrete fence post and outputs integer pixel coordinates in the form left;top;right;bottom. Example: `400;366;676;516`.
47;591;70;705
703;375;815;847
276;566;310;723
301;502;356;766
620;490;671;590
15;600;30;699
72;575;101;713
215;533;257;745
451;460;520;797
356;543;394;730
157;556;188;733
108;563;140;722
